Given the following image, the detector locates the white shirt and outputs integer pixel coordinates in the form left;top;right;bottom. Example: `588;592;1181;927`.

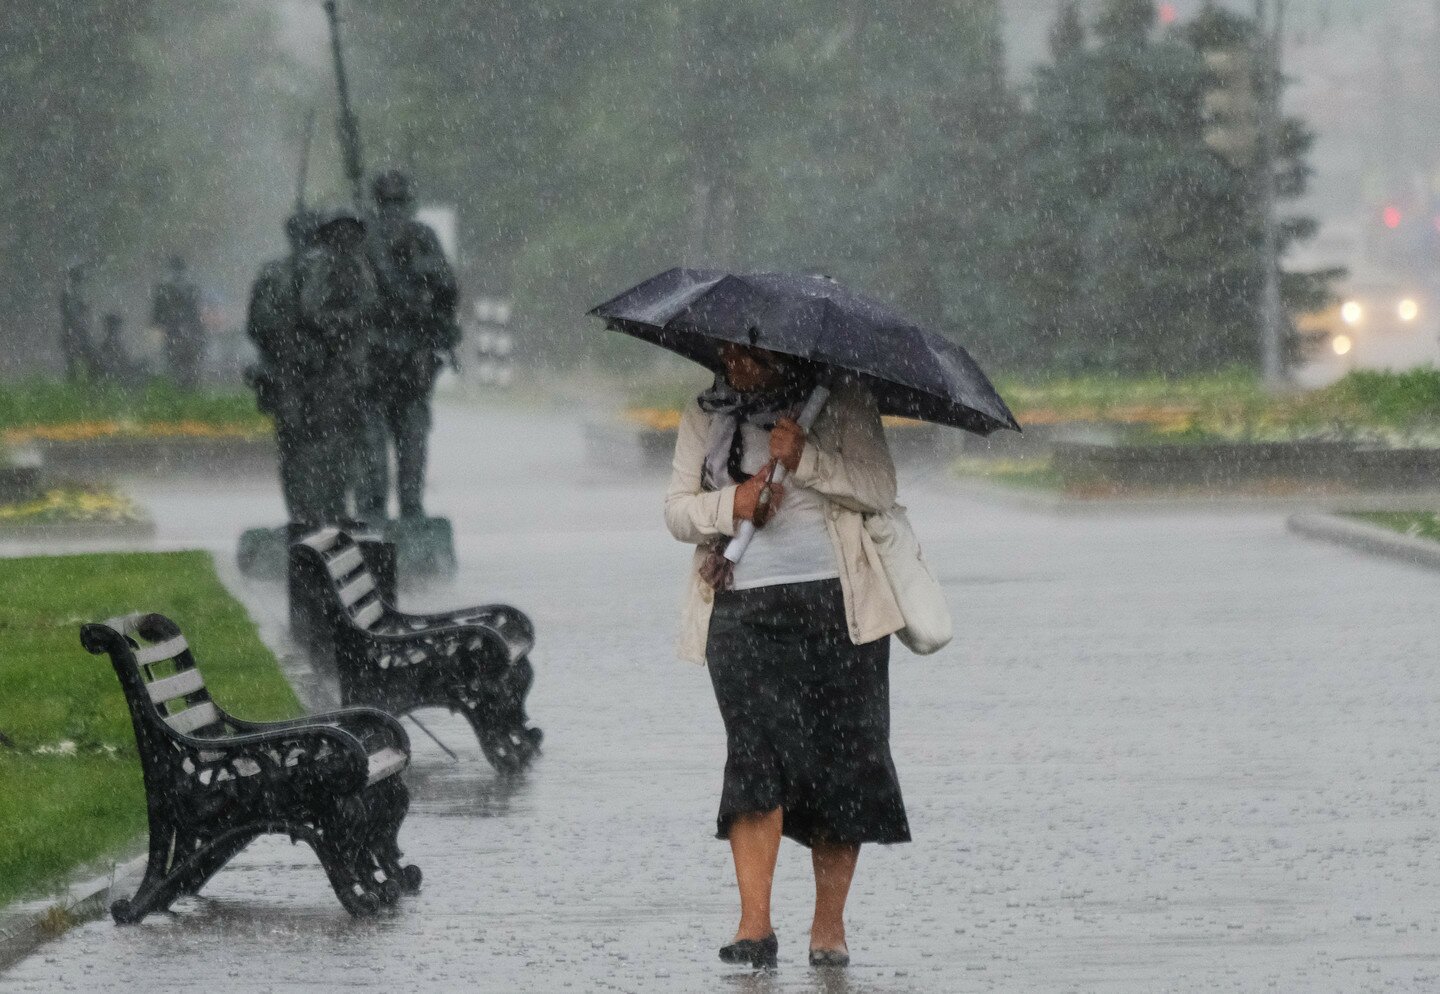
728;422;841;591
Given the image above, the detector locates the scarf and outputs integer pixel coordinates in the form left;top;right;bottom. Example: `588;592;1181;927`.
694;373;811;591
696;375;810;493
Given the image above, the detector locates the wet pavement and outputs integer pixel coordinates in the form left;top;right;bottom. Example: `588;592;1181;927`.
4;398;1440;992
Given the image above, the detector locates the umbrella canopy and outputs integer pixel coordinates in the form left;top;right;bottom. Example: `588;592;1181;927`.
589;268;1020;435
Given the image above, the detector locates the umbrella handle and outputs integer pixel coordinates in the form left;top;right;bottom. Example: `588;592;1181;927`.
723;384;831;565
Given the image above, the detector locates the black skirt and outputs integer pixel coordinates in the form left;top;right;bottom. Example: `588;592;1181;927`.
706;579;911;848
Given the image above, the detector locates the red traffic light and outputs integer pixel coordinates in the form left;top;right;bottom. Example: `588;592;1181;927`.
1383;205;1403;229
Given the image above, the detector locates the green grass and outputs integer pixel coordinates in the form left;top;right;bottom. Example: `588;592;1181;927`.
995;368;1267;412
0;380;267;432
625;367;1440;438
623;368;1272;415
952;455;1065;492
1013;367;1440;432
1349;512;1440;542
1321;370;1440;428
0;551;300;907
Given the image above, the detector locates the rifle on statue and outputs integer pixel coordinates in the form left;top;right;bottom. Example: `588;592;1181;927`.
323;0;366;208
295;107;317;213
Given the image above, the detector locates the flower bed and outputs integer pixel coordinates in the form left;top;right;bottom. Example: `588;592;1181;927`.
621;407;929;432
0;382;273;478
616;406;944;470
3;419;269;447
0;486;147;528
1002;369;1440;445
956;370;1440;498
1;381;266;433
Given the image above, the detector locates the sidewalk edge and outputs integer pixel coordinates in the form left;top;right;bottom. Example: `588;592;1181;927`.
1286;513;1440;571
0;854;147;973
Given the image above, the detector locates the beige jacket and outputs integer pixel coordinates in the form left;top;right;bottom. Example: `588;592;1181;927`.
664;379;905;665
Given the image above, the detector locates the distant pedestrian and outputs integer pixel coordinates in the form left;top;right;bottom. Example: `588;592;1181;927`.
664;342;910;970
59;260;98;382
150;254;205;389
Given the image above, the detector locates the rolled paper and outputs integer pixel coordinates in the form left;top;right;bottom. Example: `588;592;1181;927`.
723;384;832;564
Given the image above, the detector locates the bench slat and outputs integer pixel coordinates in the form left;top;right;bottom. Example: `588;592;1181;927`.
147;668;206;704
298;527;341;552
352;600;384;630
135;636;189;666
366;747;407;785
165;701;220;735
339;572;377;607
326;546;364;579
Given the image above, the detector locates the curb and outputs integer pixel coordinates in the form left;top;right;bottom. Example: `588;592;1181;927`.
954;477;1440;517
0;853;146;973
28;436;276;479
1286;513;1440;571
0;517;156;541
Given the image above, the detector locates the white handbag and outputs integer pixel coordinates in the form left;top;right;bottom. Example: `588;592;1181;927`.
864;504;953;655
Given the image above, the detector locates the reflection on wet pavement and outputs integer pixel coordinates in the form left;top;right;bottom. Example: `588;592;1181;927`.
4;401;1440;991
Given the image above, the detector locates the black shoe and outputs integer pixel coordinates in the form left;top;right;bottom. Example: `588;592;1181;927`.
808;947;850;968
719;933;778;968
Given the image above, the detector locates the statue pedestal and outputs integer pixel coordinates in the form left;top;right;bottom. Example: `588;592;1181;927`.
239;517;453;585
382;516;457;578
236;525;290;580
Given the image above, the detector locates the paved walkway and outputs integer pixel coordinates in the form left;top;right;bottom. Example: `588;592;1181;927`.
4;399;1440;992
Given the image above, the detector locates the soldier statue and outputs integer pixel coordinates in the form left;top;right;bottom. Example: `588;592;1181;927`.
150;254;206;390
96;312;141;387
288;207;379;525
245;210;322;520
356;170;460;522
60;260;98;382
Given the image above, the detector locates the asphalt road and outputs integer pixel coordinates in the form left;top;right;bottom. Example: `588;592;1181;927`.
4;398;1440;992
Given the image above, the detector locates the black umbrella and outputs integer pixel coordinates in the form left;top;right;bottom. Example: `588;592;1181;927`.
588;267;1020;435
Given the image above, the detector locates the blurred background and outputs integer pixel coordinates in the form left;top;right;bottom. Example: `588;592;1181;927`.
4;0;1438;386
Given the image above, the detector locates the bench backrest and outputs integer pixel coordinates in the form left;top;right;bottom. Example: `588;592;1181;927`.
295;527;386;631
83;613;225;740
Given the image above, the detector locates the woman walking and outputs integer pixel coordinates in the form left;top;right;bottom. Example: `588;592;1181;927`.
664;342;910;969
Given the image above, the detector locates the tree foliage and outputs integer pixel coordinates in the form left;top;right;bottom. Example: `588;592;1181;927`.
0;3;159;369
339;0;1021;363
0;0;1331;378
1011;0;1334;374
0;2;297;374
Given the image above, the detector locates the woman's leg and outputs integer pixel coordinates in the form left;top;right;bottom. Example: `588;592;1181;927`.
729;808;784;940
810;842;859;951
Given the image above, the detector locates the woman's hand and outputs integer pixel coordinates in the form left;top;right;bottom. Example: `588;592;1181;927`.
734;460;784;527
770;417;805;474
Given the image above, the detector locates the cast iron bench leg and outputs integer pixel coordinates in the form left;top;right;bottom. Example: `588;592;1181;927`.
113;824;263;924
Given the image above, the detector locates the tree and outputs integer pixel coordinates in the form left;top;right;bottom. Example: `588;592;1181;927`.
0;1;298;375
1014;0;1335;374
0;3;159;371
1183;4;1340;363
335;0;1028;367
1012;2;1098;370
1049;1;1085;61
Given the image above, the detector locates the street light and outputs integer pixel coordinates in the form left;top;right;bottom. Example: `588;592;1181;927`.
1340;301;1363;325
1398;298;1419;322
1332;334;1352;356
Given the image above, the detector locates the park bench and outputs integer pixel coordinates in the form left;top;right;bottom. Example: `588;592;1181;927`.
82;612;421;923
293;527;543;774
